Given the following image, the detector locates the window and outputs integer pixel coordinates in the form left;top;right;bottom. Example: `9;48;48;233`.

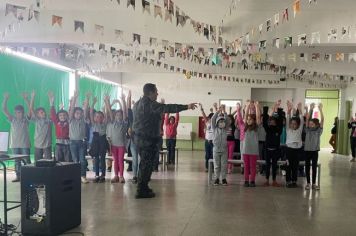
219;99;242;113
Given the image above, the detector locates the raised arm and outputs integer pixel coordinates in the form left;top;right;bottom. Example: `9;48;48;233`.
276;111;284;135
2;93;13;121
48;91;58;123
297;102;304;131
69;90;78;119
213;103;218;113
150;101;196;115
319;103;324;128
199;103;208;122
121;93;127;121
127;90;132;109
175;113;180;126
286;100;293;129
90;96;97;124
255;101;261;125
306;103;314;128
243;101;250;123
211;111;219;130
29;91;35;118
83;92;90;121
104;95;113;122
262;106;269;130
22;92;33;118
164;113;169;125
236;103;245;131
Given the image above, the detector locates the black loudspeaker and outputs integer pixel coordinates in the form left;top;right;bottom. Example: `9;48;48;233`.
21;163;81;236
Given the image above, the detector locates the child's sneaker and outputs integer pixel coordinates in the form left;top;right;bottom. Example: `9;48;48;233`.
286;182;292;188
111;176;120;183
351;158;356;162
132;176;138;184
213;178;220;186
272;181;281;187
120;177;126;183
244;181;249;187
222;179;228;186
305;184;311;190
107;166;112;172
249;182;256;187
99;176;105;183
12;177;20;183
312;184;320;190
81;177;89;184
93;176;100;183
263;181;270;187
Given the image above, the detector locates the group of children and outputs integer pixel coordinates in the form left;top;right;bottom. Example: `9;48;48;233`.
200;100;324;190
2;91;134;184
2;90;182;185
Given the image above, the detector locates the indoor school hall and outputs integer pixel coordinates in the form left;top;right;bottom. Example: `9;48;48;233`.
1;0;356;236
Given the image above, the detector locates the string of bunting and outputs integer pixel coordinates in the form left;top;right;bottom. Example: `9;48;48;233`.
224;0;320;53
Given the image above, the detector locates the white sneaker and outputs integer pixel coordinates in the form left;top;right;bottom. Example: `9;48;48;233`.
350;158;356;162
305;184;311;190
312;184;320;190
81;177;89;184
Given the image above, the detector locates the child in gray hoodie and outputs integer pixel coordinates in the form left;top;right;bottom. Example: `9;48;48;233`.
211;104;228;186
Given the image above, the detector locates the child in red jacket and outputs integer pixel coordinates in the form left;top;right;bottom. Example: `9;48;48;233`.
165;113;179;165
48;92;71;162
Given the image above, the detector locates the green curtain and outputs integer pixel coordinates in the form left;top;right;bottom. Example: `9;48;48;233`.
0;53;69;162
78;77;118;110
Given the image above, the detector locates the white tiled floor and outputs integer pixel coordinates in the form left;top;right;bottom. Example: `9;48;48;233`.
2;149;356;236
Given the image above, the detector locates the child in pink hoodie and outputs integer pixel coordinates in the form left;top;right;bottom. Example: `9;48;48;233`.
165;113;179;164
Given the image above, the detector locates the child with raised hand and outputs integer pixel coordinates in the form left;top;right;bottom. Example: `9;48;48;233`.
89;96;109;183
106;94;129;183
226;114;236;174
211;104;228;186
49;91;71;162
237;101;261;187
263;100;283;187
69;91;89;184
28;91;53;162
304;103;324;190
199;103;214;172
2;92;32;182
285;101;304;188
165;111;179;165
127;91;140;183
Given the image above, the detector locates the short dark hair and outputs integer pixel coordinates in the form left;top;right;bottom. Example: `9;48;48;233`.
291;117;301;125
143;83;157;96
73;107;83;113
57;109;68;119
311;118;320;126
35;107;46;114
14;105;24;112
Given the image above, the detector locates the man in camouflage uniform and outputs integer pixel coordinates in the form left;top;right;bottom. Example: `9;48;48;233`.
133;83;197;198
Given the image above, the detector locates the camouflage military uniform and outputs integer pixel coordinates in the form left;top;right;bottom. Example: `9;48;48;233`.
133;96;188;193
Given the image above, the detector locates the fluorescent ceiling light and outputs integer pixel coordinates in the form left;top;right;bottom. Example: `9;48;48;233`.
78;71;119;86
1;46;74;72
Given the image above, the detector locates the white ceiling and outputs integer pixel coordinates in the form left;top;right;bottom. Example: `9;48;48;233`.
1;0;356;81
